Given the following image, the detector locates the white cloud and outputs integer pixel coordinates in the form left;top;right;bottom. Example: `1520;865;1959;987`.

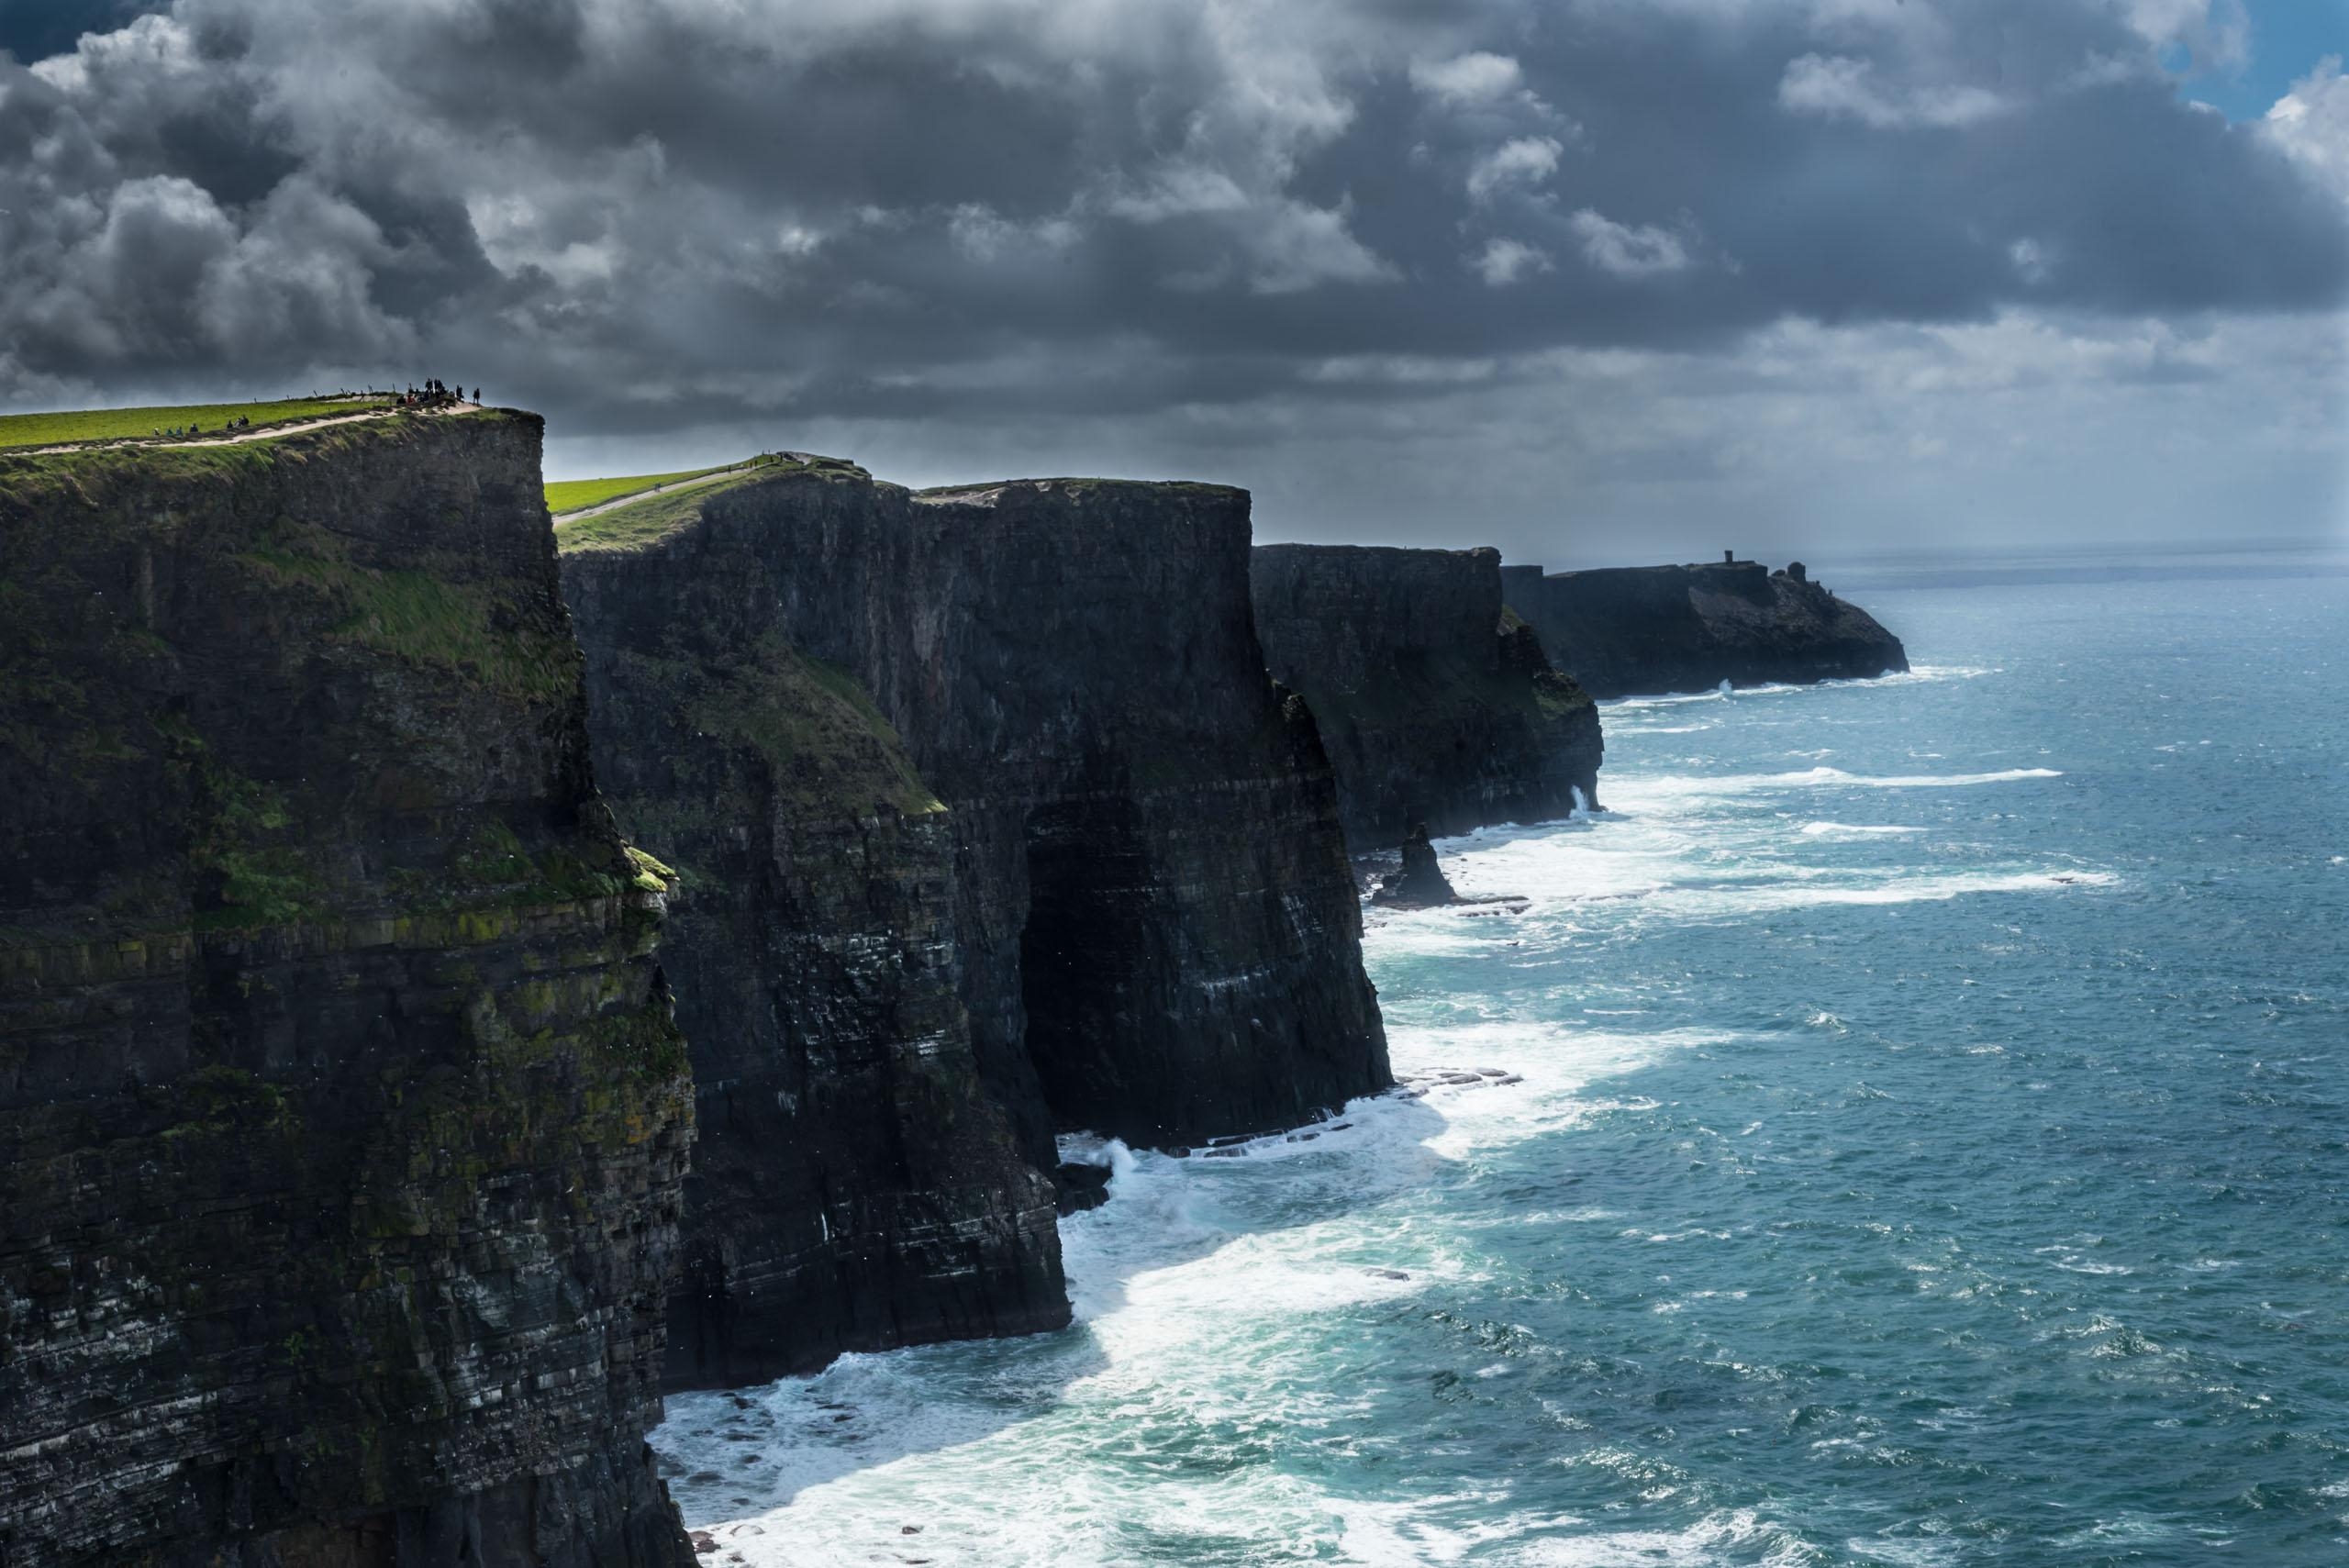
1807;0;1951;51
2111;0;2250;71
949;205;1075;261
1466;135;1564;201
1568;209;1692;277
1473;237;1553;285
1156;198;1396;295
1778;52;2010;129
2266;57;2349;205
1410;51;1525;106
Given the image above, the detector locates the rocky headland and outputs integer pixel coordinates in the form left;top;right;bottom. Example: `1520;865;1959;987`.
1501;557;1908;698
0;396;1922;1563
0;413;696;1565
558;462;1390;1389
1251;544;1602;854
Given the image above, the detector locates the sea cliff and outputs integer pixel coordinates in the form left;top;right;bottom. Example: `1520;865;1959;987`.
559;462;1388;1389
0;414;696;1565
1252;543;1601;853
1502;559;1908;697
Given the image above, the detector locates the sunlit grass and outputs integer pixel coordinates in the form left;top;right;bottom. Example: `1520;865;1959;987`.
545;464;736;516
0;396;384;451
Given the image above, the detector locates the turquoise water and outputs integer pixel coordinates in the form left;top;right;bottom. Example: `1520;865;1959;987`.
659;565;2349;1565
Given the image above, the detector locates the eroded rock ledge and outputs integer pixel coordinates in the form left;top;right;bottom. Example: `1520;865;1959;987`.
1251;543;1602;854
1502;558;1909;698
560;462;1388;1390
0;414;696;1565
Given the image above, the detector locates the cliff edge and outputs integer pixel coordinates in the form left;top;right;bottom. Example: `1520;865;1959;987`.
1252;543;1601;853
560;461;1069;1391
0;413;696;1566
561;463;1389;1389
1502;558;1908;698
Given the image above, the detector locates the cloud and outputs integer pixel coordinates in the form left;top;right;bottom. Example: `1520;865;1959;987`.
0;0;2337;553
1569;210;1696;278
1466;135;1564;201
1411;51;1524;107
1778;52;2010;128
2111;0;2250;71
2266;57;2349;205
1473;237;1553;286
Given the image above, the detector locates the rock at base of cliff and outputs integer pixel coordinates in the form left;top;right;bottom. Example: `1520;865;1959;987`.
1372;825;1461;907
1054;1160;1116;1214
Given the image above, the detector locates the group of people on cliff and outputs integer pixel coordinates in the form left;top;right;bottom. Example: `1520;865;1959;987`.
150;415;254;437
397;378;475;407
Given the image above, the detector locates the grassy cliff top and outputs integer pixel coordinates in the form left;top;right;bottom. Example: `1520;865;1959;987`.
0;395;394;451
545;463;737;516
914;476;1245;504
554;453;867;555
0;408;527;513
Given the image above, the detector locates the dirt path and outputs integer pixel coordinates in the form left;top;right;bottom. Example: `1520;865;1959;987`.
164;405;473;448
18;401;476;458
551;461;759;525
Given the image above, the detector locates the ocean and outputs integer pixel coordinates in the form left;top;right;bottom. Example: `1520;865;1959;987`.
657;555;2348;1566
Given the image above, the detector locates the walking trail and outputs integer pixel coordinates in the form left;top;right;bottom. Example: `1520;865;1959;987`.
21;401;476;458
551;461;761;526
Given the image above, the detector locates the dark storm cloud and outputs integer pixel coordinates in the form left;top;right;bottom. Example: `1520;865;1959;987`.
0;0;2340;441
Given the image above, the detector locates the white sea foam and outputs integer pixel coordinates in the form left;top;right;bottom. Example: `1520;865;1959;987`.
652;991;1750;1567
1507;1507;1820;1566
1641;764;2062;796
1799;821;1929;839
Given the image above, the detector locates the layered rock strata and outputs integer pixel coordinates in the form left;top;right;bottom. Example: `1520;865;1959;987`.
560;463;1389;1386
1251;544;1601;852
0;415;696;1565
1501;559;1909;698
553;595;1068;1389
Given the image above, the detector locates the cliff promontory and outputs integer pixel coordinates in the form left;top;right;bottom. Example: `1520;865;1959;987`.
0;415;696;1564
1252;544;1601;852
1502;558;1908;697
560;463;1388;1389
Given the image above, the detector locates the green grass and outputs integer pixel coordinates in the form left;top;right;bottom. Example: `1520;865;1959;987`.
545;463;741;516
0;396;385;451
555;454;866;554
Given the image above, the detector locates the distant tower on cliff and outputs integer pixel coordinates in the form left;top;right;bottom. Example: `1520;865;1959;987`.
1723;549;1735;564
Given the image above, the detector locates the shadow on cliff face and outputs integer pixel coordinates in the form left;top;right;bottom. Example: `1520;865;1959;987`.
654;1090;1448;1521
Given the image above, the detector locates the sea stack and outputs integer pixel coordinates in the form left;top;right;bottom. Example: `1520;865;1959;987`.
1372;825;1462;908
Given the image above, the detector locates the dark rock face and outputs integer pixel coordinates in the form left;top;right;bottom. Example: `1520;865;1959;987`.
0;417;696;1566
1501;560;1909;698
554;564;1068;1391
561;464;1387;1388
1251;544;1602;852
1371;826;1460;908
